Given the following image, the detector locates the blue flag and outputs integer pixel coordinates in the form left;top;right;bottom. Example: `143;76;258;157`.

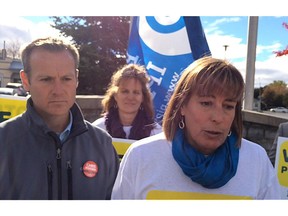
127;16;211;123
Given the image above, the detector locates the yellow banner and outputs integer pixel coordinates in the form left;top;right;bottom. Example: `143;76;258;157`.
146;190;252;200
275;136;288;199
112;138;135;159
0;95;27;122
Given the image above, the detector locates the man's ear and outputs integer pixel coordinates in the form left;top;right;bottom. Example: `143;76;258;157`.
20;70;30;92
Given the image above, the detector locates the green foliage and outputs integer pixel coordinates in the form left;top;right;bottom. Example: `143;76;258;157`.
261;80;288;109
283;92;288;107
50;16;130;95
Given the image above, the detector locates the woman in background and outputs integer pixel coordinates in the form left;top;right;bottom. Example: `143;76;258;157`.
92;64;162;140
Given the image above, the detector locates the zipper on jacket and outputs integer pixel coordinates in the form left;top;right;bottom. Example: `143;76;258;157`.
56;147;62;200
47;164;53;200
67;160;73;200
48;131;64;200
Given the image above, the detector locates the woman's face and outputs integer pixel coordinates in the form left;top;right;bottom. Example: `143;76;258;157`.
181;93;237;155
114;78;143;117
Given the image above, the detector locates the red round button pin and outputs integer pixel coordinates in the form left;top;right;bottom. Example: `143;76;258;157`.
83;161;98;178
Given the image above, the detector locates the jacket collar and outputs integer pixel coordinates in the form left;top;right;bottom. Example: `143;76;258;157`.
24;97;88;138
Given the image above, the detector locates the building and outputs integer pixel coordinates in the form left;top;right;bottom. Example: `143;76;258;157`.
0;42;23;87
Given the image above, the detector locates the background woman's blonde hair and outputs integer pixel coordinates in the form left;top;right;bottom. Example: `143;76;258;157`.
101;64;155;119
163;56;245;147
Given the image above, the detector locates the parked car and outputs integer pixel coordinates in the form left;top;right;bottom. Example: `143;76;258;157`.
0;87;17;96
269;107;288;113
6;82;22;89
5;82;28;96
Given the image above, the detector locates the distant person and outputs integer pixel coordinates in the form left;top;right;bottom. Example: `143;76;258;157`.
111;57;281;200
92;64;162;140
0;37;119;200
268;122;288;166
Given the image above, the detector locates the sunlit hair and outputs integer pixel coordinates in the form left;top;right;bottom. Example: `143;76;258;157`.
21;37;79;77
163;56;245;147
101;64;155;119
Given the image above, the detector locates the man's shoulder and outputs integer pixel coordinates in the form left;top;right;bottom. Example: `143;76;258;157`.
279;122;288;129
278;122;288;137
0;114;24;129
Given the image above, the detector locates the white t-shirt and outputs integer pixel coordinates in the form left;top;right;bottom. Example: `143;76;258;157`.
92;117;163;139
111;133;281;200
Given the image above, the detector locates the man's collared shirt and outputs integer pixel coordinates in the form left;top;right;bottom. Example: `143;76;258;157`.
58;111;73;143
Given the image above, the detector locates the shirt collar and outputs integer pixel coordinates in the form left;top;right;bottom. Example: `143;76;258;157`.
59;111;73;143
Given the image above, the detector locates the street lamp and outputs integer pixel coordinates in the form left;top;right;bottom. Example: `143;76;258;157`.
223;45;229;59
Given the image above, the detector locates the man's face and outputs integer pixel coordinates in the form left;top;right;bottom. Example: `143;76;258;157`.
21;48;78;120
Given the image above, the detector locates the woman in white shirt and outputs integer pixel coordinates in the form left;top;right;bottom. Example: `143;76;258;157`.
111;57;280;200
92;64;162;140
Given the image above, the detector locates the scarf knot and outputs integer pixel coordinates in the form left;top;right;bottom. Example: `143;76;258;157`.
172;128;239;189
105;106;155;140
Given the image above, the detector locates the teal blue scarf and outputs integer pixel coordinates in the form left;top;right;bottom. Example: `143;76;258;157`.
172;128;239;189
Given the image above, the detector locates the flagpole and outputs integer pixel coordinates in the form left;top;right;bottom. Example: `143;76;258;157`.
244;16;259;111
129;16;133;35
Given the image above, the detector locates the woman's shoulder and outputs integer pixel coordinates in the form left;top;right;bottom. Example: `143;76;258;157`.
92;117;106;129
132;132;167;150
150;122;163;135
240;138;269;158
92;117;104;124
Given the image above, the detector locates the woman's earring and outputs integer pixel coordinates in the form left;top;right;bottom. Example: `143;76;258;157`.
227;131;232;136
179;116;185;129
114;103;118;109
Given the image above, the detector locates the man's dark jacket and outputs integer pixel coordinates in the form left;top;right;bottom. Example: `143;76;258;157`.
0;98;119;200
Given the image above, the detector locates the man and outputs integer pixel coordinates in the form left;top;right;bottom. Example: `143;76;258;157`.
269;122;288;166
0;37;119;200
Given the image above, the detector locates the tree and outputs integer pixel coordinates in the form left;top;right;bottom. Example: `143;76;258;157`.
273;22;288;57
6;39;21;59
261;80;288;108
50;16;130;95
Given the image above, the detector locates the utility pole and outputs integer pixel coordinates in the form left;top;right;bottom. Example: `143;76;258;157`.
244;16;259;110
259;78;262;111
